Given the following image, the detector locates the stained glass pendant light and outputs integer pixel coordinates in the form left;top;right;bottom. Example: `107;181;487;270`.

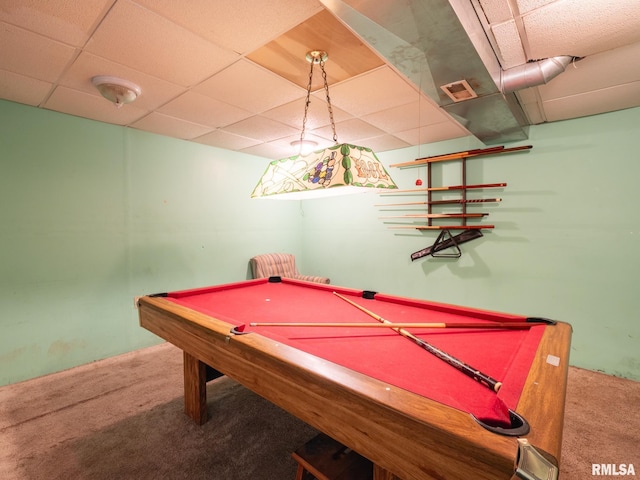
251;51;398;200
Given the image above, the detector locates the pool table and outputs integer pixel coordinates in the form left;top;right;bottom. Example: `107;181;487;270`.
137;276;572;480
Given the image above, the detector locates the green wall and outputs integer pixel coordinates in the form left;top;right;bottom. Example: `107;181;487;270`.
1;99;639;385
0;100;302;386
300;107;640;380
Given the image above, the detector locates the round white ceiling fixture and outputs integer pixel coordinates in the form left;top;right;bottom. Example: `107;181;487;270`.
91;75;141;108
290;139;318;155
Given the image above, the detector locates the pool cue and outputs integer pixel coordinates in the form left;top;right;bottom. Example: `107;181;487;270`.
332;292;503;393
415;146;506;163
390;145;531;168
380;183;506;194
375;198;502;207
390;146;506;167
379;213;489;219
388;225;494;230
250;321;543;329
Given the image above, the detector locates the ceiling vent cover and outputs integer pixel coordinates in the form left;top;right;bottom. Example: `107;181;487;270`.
440;79;478;102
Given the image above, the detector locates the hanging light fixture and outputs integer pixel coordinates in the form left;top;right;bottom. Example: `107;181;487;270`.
251;50;398;200
92;75;141;108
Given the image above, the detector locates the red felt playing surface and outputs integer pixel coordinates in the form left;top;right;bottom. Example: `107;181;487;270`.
166;278;544;427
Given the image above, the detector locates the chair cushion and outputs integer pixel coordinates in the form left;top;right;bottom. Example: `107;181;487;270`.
250;253;298;278
250;253;330;284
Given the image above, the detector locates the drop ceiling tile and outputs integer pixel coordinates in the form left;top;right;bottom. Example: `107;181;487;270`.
43;85;147;125
522;0;640;59
223;115;299;142
356;134;411;153
362;100;449;133
515;87;539;104
193;129;261;151
271;133;334;153
158;91;253;128
0;22;77;82
394;122;469;145
491;20;526;69
521;99;546;124
0;69;52;106
241;142;292;159
311;118;385;143
194;59;305;114
85;0;239;87
131;112;214;140
542;82;640;122
516;0;561;15
261;96;352;130
538;43;640;100
135;0;323;54
327;67;419;116
59;52;185;110
0;0;115;46
476;0;515;24
2;0;639;155
516;85;549;123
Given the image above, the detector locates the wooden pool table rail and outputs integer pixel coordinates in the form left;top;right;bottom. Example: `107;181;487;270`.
138;294;571;480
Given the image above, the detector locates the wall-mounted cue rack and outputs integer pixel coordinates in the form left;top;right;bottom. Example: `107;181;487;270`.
377;145;532;260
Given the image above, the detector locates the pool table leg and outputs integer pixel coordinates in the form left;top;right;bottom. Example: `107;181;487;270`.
183;351;208;425
373;464;401;480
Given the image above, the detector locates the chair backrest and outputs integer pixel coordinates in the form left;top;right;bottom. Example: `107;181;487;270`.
250;253;298;279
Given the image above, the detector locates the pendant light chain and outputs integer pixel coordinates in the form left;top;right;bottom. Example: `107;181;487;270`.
319;58;338;144
299;51;339;147
299;60;315;145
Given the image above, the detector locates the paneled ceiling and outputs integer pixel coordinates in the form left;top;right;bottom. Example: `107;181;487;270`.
1;0;639;159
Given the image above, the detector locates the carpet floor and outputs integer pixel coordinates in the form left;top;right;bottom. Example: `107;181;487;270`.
1;343;638;479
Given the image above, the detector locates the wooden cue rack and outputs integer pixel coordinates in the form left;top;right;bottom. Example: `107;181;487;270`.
378;145;532;259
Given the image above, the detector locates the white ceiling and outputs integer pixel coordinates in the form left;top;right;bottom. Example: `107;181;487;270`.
1;0;639;159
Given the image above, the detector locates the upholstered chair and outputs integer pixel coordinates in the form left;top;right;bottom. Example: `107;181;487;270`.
250;253;330;284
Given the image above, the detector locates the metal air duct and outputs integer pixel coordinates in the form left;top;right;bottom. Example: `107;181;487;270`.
501;56;574;94
319;0;574;145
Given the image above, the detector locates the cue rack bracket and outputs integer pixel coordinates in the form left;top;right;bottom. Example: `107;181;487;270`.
411;229;484;260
